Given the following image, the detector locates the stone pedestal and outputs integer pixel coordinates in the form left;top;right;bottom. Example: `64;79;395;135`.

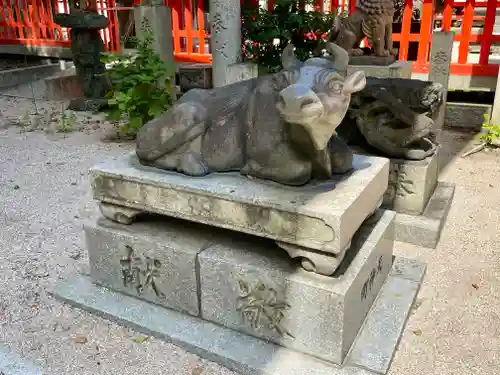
354;147;454;248
54;208;426;375
52;146;428;375
84;210;394;365
89;152;389;275
178;63;213;92
383;148;439;215
198;210;395;365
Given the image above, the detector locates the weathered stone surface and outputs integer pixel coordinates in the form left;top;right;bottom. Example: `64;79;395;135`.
445;102;491;131
54;10;109;30
348;55;395;66
394;182;455;248
90;152;389;256
178;63;213;92
345;258;426;373
85;217;213;316
225;62;258;85
209;0;242;87
55;10;111;108
336;78;443;161
428;31;454;134
134;5;174;63
383;147;439;215
198;210;395;365
53;252;426;375
346;61;412;79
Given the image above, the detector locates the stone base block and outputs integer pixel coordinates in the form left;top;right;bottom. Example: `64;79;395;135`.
394;182;455;248
44;68;83;100
348;55;395;66
90;153;389;260
224;62;258;86
444;102;491;132
383;149;439;215
199;210;395;365
177;63;212;92
84;217;215;316
52;255;426;375
346;61;412;79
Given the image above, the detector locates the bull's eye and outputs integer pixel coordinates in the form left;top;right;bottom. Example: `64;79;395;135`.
328;80;343;94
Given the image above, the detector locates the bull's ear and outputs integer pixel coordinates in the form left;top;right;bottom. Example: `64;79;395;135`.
342;71;366;95
282;44;300;70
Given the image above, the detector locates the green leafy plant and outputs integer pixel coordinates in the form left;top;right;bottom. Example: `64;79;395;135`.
58;109;77;133
101;20;175;136
479;114;500;145
462;113;500;158
241;0;336;73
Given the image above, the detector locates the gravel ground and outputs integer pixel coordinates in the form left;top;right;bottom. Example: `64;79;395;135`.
0;94;499;375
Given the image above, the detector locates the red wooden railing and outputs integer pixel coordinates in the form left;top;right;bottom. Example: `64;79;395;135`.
0;0;499;77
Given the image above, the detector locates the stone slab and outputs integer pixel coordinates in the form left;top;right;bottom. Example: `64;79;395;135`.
346;61;412;79
348;55;395;66
90;153;389;255
0;63;62;91
224;62;259;85
84;217;214;316
177;63;213;92
444;102;491;131
52;256;425;375
198;210;395;365
393;182;455;248
383;148;439;216
345;257;426;373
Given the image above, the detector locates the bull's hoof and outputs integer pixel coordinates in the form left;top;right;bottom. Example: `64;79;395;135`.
179;152;210;176
99;203;143;224
375;50;391;57
242;160;311;186
349;48;364;57
276;241;346;276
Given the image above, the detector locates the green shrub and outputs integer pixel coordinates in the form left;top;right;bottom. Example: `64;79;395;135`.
101;21;175;136
241;0;335;73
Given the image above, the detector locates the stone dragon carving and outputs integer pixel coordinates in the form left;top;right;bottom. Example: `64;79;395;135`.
328;0;396;58
336;78;444;160
136;43;366;186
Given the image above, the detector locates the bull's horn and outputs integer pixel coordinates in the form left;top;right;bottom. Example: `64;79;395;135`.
282;44;302;70
325;42;349;72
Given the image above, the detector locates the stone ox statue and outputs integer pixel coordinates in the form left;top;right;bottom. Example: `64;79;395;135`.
136;43;366;186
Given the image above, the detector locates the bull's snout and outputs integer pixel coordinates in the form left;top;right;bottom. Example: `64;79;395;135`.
278;84;322;114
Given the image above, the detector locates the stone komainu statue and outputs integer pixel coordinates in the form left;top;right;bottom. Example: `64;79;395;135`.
136;43;367;186
328;0;396;57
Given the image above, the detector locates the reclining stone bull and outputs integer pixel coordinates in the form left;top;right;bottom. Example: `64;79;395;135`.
136;43;366;186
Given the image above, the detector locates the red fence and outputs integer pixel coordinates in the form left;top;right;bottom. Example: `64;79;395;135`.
0;0;499;77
